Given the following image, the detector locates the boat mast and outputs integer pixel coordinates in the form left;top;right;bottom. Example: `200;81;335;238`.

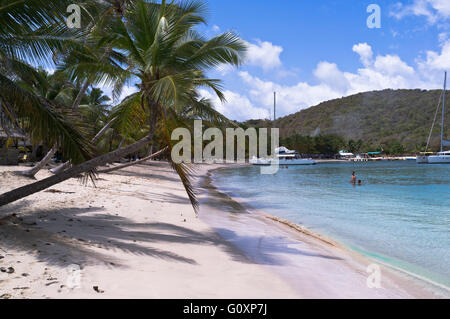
441;72;447;153
273;92;277;122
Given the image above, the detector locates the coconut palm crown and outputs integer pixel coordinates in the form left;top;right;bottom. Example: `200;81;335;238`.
0;0;247;211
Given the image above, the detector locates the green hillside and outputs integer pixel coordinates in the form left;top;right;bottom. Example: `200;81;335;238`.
243;89;450;153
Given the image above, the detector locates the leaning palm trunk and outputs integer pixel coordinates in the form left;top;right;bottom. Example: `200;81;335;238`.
98;146;168;174
146;144;153;156
21;145;57;177
51;117;118;174
20;84;91;177
49;160;71;174
0;133;154;207
92;117;117;144
72;81;90;111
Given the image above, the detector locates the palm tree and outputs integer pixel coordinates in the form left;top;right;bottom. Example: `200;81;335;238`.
0;1;96;175
0;0;246;211
1;0;129;177
12;69;86;177
97;90;235;175
80;88;112;139
50;87;113;174
86;88;111;107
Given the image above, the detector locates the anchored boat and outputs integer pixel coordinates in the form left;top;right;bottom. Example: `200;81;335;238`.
250;147;316;166
417;71;450;164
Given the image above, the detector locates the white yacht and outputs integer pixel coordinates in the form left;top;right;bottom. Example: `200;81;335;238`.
250;147;316;166
417;152;432;164
417;71;450;164
427;151;450;164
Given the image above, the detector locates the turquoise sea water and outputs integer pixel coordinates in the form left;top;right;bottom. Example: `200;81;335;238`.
211;161;450;289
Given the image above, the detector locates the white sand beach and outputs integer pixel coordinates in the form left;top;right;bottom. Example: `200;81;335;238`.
0;162;446;299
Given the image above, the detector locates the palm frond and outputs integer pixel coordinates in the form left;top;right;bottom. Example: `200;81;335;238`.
160;108;198;213
184;32;247;70
110;91;147;134
0;73;93;164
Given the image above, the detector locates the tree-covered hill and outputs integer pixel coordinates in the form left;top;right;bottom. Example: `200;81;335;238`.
243;89;450;153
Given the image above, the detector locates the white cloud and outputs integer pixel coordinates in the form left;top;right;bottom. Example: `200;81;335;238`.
417;39;450;81
391;0;450;23
235;43;430;119
429;0;450;17
373;55;415;76
199;89;270;121
352;43;373;67
213;39;285;76
245;39;283;70
313;62;350;92
206;41;450;121
239;71;342;116
101;37;450;122
212;25;220;33
438;32;449;45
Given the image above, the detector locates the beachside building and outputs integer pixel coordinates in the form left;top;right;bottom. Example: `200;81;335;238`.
0;130;30;165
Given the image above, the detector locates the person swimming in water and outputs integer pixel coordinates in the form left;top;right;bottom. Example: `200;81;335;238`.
351;172;357;184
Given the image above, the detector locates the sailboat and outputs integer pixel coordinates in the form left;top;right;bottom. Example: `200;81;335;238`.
250;146;316;166
417;71;450;164
249;92;316;166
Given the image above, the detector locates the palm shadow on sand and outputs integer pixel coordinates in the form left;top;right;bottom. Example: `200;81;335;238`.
0;202;254;269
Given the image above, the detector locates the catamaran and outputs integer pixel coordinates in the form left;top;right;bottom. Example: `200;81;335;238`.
250;146;317;166
417;71;450;164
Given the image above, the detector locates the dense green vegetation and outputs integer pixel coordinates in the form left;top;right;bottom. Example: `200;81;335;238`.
243;89;449;154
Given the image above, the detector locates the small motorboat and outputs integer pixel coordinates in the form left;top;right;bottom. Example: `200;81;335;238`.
250;147;316;166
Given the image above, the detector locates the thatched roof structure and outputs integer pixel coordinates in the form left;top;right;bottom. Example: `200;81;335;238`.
0;129;27;140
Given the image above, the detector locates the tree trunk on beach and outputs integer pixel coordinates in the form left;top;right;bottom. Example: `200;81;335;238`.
0;133;154;207
98;146;168;174
19;83;91;177
0;100;159;208
51;117;118;174
147;144;153;157
21;145;57;178
49;160;71;174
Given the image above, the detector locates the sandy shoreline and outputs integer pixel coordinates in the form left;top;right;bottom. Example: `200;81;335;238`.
0;163;297;298
0;162;447;298
199;166;448;299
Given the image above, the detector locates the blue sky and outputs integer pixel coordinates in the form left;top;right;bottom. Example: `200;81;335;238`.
113;1;450;121
190;0;450;121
